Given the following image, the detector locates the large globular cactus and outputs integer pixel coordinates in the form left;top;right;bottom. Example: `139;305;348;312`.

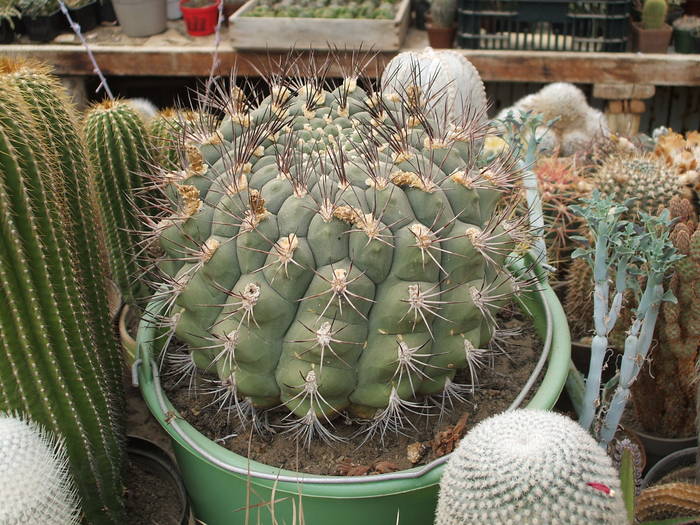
435;410;627;525
0;414;81;525
0;72;125;523
148;57;530;443
85;100;155;304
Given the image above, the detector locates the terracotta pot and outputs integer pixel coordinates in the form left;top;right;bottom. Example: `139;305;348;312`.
630;20;672;53
426;23;456;48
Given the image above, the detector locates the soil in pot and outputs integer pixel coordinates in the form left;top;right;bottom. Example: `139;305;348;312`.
161;312;543;476
125;456;185;525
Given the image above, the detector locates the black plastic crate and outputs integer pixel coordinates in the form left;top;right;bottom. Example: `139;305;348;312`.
457;0;631;52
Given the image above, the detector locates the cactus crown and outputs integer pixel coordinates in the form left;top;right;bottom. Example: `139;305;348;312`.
435;410;628;525
642;0;668;30
0;414;81;525
147;54;532;446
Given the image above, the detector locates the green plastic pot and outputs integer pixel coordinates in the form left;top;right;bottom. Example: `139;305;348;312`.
136;258;571;525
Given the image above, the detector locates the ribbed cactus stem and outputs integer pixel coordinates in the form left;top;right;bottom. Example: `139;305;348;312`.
642;0;668;30
0;414;81;525
150;57;528;443
0;78;125;523
85;100;154;304
1;58;123;410
435;410;627;525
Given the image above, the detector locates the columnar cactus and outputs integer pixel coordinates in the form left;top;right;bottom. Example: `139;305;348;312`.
1;57;123;406
381;49;488;131
429;0;456;28
435;410;627;525
642;0;668;30
0;414;81;525
0;76;125;523
85;100;155;304
148;108;202;171
150;58;529;443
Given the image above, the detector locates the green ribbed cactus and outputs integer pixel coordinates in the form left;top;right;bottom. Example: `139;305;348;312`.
0;414;81;525
594;149;682;214
2;58;123;406
150;60;529;443
0;68;125;523
642;0;668;30
85;100;154;304
149;108;201;171
435;410;627;525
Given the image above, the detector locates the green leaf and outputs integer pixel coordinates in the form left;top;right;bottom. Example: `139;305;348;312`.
619;448;635;523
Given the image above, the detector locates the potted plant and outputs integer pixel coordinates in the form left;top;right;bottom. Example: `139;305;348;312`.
133;56;572;524
631;0;673;53
673;15;700;52
17;0;65;41
0;0;20;43
180;0;220;36
426;0;456;47
65;0;98;31
111;0;166;37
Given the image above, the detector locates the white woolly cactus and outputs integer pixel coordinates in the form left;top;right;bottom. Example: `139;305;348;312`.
497;82;608;156
0;414;81;525
436;410;628;525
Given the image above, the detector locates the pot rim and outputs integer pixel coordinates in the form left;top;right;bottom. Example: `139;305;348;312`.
126;435;192;525
135;256;571;489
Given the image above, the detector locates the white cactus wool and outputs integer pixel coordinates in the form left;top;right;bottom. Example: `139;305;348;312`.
435;409;628;525
0;414;81;525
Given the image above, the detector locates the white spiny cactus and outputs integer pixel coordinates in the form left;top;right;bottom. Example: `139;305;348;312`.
435;410;628;525
0;414;81;525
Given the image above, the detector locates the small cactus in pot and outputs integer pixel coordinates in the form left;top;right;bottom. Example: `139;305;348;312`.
145;55;534;446
427;0;456;47
435;410;628;525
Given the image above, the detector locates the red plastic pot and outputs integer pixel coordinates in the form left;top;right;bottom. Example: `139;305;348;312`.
180;0;220;36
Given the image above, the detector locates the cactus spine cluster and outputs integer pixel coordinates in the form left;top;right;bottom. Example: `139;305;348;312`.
642;0;668;30
149;57;529;443
435;410;627;525
148;108;202;171
594;147;682;214
0;414;81;525
85;100;155;304
0;60;125;523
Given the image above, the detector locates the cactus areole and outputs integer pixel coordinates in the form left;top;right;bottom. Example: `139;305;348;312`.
145;57;569;451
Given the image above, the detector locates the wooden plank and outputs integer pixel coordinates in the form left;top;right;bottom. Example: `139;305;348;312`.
2;30;700;84
229;0;410;51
